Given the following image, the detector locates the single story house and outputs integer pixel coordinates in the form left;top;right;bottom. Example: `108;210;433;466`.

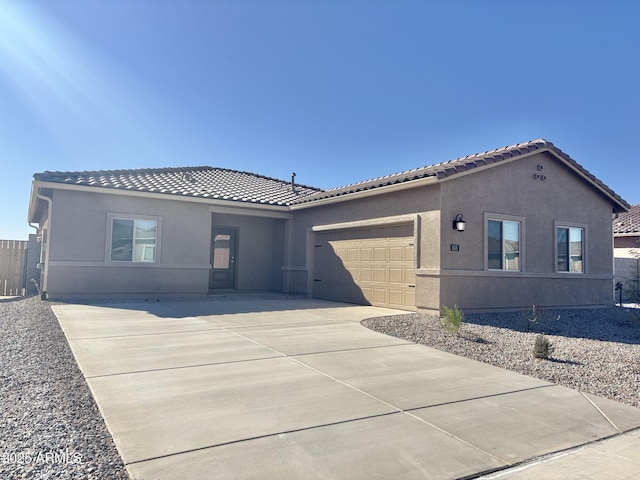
27;139;630;312
613;204;640;300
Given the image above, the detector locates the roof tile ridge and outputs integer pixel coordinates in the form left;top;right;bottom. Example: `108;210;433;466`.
35;166;215;178
437;138;551;166
318;138;552;194
320;164;432;193
204;166;324;192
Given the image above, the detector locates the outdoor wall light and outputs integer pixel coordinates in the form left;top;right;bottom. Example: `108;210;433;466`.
453;214;466;232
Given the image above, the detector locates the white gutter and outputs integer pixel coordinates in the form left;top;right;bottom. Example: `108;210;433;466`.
31;189;52;297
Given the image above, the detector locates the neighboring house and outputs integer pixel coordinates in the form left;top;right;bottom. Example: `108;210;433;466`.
613;204;640;299
27;139;629;312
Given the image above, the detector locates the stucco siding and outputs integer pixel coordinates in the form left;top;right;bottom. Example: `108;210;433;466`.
49;190;108;262
210;213;285;291
46;266;209;298
414;274;440;312
440;275;613;310
437;152;615;309
440;152;614;274
45;189;212;297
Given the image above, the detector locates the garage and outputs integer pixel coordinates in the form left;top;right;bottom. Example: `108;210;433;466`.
313;224;416;310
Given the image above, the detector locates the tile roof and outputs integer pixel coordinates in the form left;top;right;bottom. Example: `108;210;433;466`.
34;166;323;206
614;204;640;235
290;139;629;212
33;139;629;213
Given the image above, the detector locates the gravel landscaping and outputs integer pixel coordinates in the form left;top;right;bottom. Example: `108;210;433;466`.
363;306;640;409
0;296;129;480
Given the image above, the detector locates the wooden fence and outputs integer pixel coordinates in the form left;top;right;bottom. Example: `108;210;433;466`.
0;240;27;296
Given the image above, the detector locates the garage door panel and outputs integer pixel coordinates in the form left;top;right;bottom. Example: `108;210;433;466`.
389;289;404;306
361;247;373;261
347;267;359;282
405;290;416;307
373;268;386;282
360;267;373;282
313;224;415;311
372;288;386;303
373;247;386;261
405;245;414;259
389;268;404;284
389;246;404;262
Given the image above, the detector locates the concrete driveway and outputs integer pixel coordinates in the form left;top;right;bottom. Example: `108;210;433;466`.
52;296;640;479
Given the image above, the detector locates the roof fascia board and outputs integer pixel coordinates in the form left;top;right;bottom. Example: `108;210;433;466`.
614;232;640;238
27;181;39;223
31;180;291;213
289;175;439;210
208;204;292;219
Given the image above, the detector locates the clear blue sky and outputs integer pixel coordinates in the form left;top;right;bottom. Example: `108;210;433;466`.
1;0;638;240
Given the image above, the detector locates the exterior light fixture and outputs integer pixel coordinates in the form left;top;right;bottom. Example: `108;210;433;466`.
453;214;465;232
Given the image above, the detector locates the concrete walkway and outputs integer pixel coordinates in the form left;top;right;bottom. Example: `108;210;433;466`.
52;297;640;479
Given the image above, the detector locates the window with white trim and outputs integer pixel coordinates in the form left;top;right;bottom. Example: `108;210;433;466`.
109;217;158;262
487;219;521;271
556;226;584;273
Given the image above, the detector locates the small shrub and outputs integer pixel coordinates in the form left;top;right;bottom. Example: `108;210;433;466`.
533;334;554;359
440;304;464;336
524;304;539;332
523;304;561;333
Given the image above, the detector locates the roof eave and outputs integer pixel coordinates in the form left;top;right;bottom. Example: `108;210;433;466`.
289;175;440;210
31;180;294;212
27;181;39;224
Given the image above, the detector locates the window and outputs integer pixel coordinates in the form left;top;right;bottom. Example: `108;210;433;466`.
110;217;158;262
487;219;521;271
557;226;584;273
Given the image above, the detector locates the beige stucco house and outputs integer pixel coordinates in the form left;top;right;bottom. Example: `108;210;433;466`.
27;139;629;312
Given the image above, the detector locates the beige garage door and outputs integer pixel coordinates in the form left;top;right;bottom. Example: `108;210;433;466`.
313;224;416;310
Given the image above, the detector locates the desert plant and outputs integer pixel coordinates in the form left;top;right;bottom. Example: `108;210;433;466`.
523;304;561;333
533;334;554;359
524;304;539;332
439;304;464;336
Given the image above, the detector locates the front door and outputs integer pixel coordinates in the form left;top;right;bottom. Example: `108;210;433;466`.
209;227;238;290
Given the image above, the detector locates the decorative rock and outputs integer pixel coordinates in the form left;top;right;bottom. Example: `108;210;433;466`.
0;297;128;479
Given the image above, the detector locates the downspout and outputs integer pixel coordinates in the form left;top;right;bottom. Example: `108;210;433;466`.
27;221;40;297
29;190;52;299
